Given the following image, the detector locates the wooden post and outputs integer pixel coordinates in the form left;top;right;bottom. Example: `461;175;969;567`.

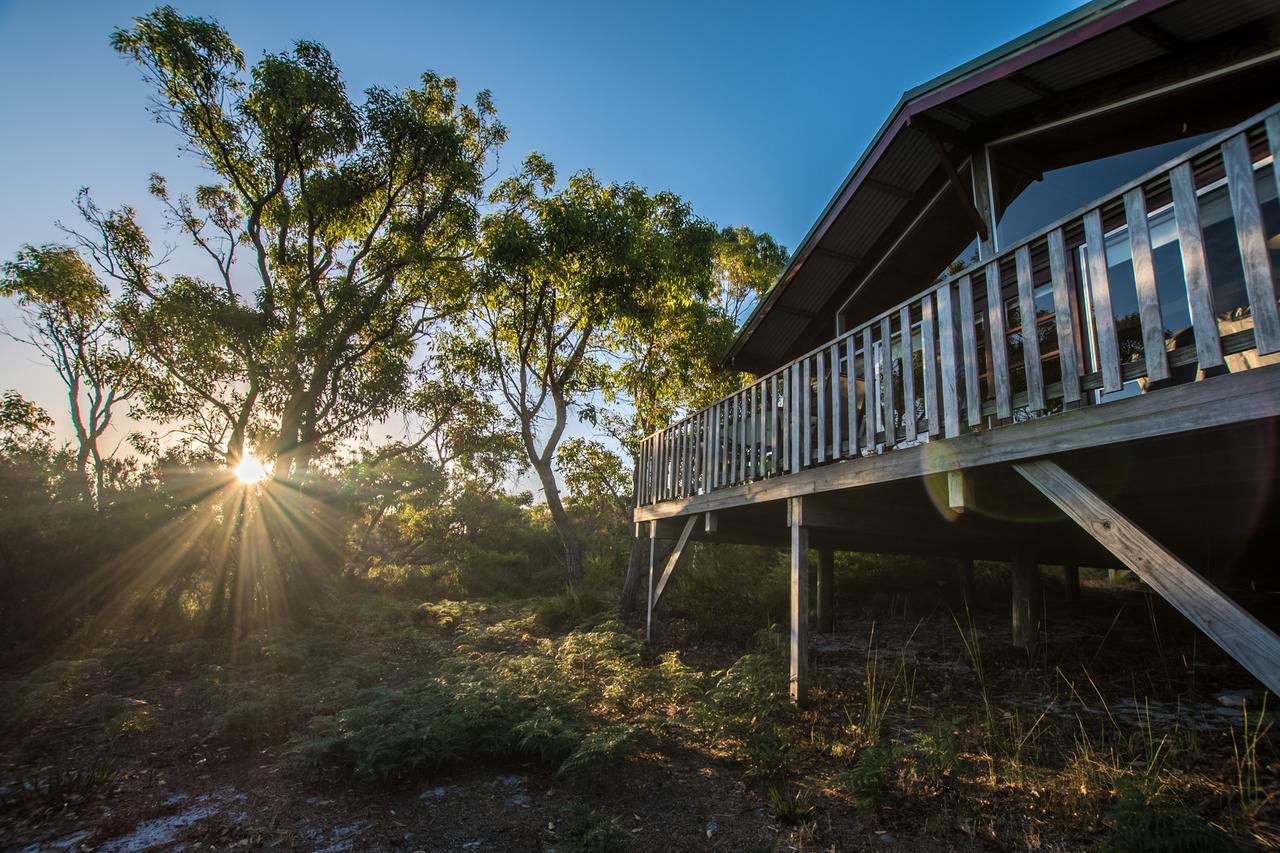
1015;458;1280;696
817;548;835;634
1011;548;1041;651
645;520;658;643
789;498;810;705
1062;564;1080;601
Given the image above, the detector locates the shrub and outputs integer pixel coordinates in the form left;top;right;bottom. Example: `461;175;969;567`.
0;754;117;815
743;728;796;781
1101;778;1238;853
767;784;816;825
839;740;901;813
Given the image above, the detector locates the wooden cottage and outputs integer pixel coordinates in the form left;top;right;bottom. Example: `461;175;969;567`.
634;0;1280;703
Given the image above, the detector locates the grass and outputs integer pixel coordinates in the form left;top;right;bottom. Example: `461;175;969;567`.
1;562;1275;851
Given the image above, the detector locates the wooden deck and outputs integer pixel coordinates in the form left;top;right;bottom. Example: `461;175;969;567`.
635;105;1280;523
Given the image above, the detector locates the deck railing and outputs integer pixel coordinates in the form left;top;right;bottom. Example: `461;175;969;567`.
637;104;1280;508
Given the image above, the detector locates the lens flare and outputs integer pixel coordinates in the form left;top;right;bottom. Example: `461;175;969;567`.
235;452;269;484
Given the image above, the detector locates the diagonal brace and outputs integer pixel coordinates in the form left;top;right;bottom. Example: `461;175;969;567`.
1014;458;1280;696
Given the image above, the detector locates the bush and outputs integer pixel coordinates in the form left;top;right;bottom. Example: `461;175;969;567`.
839;740;901;813
1101;778;1238;853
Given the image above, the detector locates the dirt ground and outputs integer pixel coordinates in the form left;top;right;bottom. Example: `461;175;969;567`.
2;570;1277;852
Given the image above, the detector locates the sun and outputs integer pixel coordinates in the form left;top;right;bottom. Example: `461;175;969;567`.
234;452;269;484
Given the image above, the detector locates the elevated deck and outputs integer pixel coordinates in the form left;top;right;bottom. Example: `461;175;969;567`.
636;105;1280;555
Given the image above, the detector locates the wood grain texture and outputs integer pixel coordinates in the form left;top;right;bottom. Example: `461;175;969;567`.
653;514;698;605
937;284;961;438
959;274;982;427
1048;228;1083;404
863;327;876;449
1083;208;1125;393
634;363;1280;522
845;336;859;456
881;316;896;444
921;292;940;438
1123;187;1170;382
645;520;658;642
985;260;1013;418
816;350;827;463
1014;245;1046;412
789;497;810;705
1170;162;1225;369
1222;132;1280;354
771;375;781;475
830;341;842;461
1014;458;1280;696
901;306;918;443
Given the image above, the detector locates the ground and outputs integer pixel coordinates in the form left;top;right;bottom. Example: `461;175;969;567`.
1;564;1276;852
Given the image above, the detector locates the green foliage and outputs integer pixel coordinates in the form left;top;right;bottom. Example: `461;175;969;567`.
663;545;789;636
561;808;631;853
766;784;816;825
695;627;788;739
1101;778;1238;853
743;728;797;781
839;740;901;813
909;719;967;781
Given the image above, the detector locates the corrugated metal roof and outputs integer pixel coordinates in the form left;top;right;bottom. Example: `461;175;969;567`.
727;0;1279;374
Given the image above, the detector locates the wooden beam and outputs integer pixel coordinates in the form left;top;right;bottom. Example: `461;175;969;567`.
1062;564;1081;601
634;363;1280;523
790;498;810;705
1013;458;1280;696
948;469;975;513
652;515;698;606
645;520;658;642
817;548;835;633
1011;547;1041;651
704;511;718;533
921;125;990;243
813;246;862;265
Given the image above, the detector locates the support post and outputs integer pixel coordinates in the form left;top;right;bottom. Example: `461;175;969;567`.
789;498;810;705
1062;564;1080;601
1011;547;1041;651
948;470;975;513
645;520;658;643
1015;458;1280;696
817;548;835;634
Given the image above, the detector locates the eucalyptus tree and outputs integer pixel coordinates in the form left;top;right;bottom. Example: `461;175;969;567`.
1;244;140;507
78;6;505;476
469;154;717;597
608;225;786;610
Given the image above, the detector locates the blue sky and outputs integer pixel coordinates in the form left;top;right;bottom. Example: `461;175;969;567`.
0;0;1079;455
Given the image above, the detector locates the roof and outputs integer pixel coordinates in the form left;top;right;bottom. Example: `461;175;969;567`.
725;0;1279;373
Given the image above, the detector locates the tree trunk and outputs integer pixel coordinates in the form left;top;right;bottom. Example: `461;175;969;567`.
530;455;584;599
619;535;645;613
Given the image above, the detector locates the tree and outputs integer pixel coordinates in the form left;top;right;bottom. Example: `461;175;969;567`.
72;6;506;476
468;154;717;597
608;226;786;610
1;244;139;507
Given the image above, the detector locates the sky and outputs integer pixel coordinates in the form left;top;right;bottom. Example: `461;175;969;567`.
0;0;1080;475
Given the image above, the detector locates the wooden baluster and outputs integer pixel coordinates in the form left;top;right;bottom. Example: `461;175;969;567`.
1014;245;1046;412
900;306;917;443
937;284;960;438
985;260;1013;419
771;374;781;475
1170;163;1224;370
730;393;740;485
816;350;827;463
921;292;940;438
829;341;842;460
798;357;809;467
1223;132;1280;354
880;316;895;444
845;336;859;456
638;437;647;505
752;379;762;473
1083;208;1125;391
1048;228;1083;403
741;390;750;482
1122;188;1169;382
790;363;802;472
862;327;875;449
958;274;982;427
683;420;693;497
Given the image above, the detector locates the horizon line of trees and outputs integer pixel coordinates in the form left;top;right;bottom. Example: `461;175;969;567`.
0;5;787;649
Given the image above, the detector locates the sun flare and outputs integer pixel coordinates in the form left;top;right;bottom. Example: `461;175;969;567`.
235;452;269;484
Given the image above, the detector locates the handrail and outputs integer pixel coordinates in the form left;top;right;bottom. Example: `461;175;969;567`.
637;103;1280;508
